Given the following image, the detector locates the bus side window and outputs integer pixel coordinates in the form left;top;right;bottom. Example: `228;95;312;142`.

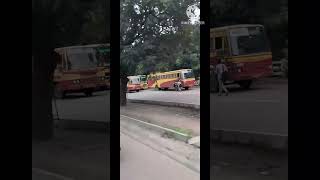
210;37;215;50
223;38;230;56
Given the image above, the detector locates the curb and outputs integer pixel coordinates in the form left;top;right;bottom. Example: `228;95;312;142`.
121;115;192;143
211;129;288;150
128;99;200;110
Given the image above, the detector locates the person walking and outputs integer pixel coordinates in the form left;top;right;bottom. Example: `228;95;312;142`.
215;59;229;96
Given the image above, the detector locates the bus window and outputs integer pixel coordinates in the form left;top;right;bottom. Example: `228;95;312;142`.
229;27;269;55
224;38;230;56
215;37;225;56
215;37;223;50
210;37;214;50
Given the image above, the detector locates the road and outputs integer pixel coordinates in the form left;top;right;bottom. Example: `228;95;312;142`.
53;77;287;136
211;142;288;180
52;91;110;123
32;129;110;180
211;78;288;136
127;87;200;105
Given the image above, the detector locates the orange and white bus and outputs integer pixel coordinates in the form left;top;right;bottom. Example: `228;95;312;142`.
53;44;110;98
147;69;196;90
127;76;142;92
210;24;272;91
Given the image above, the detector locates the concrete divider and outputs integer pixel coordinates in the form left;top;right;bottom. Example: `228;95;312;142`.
128;99;200;110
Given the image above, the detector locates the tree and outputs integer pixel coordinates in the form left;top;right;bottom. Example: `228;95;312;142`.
210;0;288;61
120;0;200;105
32;0;110;140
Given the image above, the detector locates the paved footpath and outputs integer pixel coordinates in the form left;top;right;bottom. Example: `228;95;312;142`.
120;132;199;180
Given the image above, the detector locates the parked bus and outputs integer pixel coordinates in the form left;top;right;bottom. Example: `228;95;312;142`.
210;24;272;91
53;44;110;98
147;69;196;90
127;76;142;92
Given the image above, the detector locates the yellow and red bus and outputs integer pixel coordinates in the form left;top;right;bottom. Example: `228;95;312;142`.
127;76;142;92
210;24;272;90
53;44;110;98
147;69;196;90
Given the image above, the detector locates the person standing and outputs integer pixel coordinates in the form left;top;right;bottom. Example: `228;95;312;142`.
215;59;229;96
175;78;182;91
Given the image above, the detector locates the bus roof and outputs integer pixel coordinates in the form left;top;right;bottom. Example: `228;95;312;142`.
54;43;110;52
151;69;193;75
210;24;263;32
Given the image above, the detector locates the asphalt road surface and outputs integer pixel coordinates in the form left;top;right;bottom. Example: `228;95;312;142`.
53;77;287;136
52;91;110;123
211;78;288;136
127;87;200;105
211;142;288;180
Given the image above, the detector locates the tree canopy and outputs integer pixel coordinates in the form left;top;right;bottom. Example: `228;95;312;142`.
120;0;200;78
210;0;288;60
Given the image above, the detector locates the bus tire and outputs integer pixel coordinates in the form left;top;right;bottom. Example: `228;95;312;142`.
238;80;252;89
136;89;140;92
185;87;189;90
85;90;93;97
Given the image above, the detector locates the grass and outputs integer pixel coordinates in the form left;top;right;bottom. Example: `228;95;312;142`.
172;127;193;137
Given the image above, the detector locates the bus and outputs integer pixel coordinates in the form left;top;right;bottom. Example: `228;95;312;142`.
53;44;110;98
137;75;148;90
147;69;196;90
210;24;272;91
127;76;142;92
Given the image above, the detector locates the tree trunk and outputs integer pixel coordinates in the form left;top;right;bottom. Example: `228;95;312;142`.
32;50;55;140
32;10;56;140
120;77;128;106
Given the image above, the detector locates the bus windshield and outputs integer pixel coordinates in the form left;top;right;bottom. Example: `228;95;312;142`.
67;52;97;70
230;27;270;56
128;77;140;84
183;71;195;79
140;76;147;82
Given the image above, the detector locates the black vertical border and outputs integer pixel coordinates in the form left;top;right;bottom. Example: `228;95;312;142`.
110;0;120;180
200;0;210;179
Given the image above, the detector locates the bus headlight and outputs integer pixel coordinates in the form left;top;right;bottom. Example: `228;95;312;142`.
73;80;80;84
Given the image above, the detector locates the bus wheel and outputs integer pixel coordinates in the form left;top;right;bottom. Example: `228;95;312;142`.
239;80;252;89
184;87;189;90
136;89;140;92
84;90;93;97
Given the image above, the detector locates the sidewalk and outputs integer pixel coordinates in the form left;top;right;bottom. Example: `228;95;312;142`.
120;102;200;136
32;128;110;180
